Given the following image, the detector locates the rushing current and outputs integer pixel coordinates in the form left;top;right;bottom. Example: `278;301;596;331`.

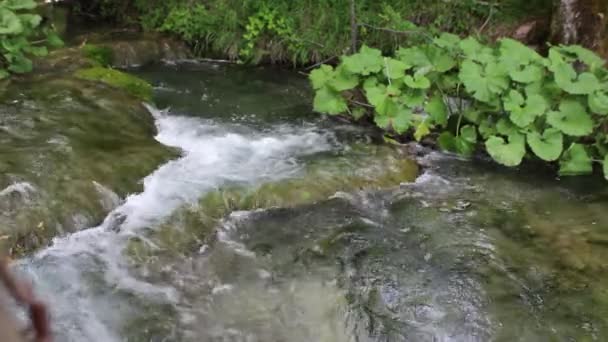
8;62;608;341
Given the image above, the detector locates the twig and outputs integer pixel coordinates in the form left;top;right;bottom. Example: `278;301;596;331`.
303;55;338;71
477;2;495;34
350;0;358;54
349;99;374;108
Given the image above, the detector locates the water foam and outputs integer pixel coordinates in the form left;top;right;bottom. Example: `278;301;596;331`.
16;106;336;341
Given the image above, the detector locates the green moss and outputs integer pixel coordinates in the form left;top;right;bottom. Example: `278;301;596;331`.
74;67;153;101
82;44;114;67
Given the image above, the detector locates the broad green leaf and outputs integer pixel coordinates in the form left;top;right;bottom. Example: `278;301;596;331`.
463;109;482;124
479;117;497;138
553;60;601;95
589;91;608;115
498;38;542;68
503;91;547;128
0;8;22;34
438;128;476;156
438;132;457;151
460;125;478;144
604;155;608;180
567;72;601;94
364;81;398;116
403;74;430;89
400;89;426;107
509;63;544;83
18;14;41;28
310;65;334;90
559;143;593;176
526;128;563;161
392;108;413;134
46;32;64;48
433;33;460;49
0;68;9;79
414;120;431;141
499;39;543;84
485;133;526;167
2;0;37;10
546;100;593;136
459;60;508;104
7;55;32;73
425;94;448;127
459;37;494;63
396;46;430;67
557;45;605;71
503;90;524;110
374;115;391;129
329;65;359;91
342;45;383;76
426;45;456;72
496;118;518;136
313;87;347;115
383;57;409;79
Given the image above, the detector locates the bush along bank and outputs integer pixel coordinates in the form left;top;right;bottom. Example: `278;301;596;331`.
309;34;608;179
76;0;551;65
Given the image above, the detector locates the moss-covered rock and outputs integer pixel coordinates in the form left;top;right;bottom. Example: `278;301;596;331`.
75;67;153;101
81;44;114;67
0;64;176;257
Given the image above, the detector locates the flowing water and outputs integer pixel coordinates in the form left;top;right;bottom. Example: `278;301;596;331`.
9;62;608;341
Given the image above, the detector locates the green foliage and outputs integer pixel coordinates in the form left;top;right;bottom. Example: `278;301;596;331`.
75;67;153;101
122;0;549;65
0;0;63;77
310;36;608;180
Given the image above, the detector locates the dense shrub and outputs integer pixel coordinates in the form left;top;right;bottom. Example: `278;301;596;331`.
84;0;551;65
0;0;63;77
309;34;608;178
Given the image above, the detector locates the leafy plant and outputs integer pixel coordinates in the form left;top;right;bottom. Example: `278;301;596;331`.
0;0;63;78
310;35;608;180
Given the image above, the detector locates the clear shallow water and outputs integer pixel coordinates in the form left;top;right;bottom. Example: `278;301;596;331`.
13;62;608;341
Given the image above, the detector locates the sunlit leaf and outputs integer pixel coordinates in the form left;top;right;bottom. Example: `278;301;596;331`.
459;60;508;104
503;90;547;127
313;86;347;115
2;0;37;10
433;33;460;49
403;74;430;89
329;65;359;91
559;143;593;176
589;91;608;115
0;8;22;34
383;57;409;79
485;133;526;167
342;45;383;76
546;100;593;136
496;118;518;136
392;107;413;134
310;65;334;90
526;128;563;161
46;32;64;48
425;94;447;127
414;120;431;141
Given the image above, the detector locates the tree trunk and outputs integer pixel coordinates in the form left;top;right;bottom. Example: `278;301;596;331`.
350;0;358;54
550;0;608;57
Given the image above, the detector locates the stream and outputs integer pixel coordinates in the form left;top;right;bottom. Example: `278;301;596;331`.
9;61;608;341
